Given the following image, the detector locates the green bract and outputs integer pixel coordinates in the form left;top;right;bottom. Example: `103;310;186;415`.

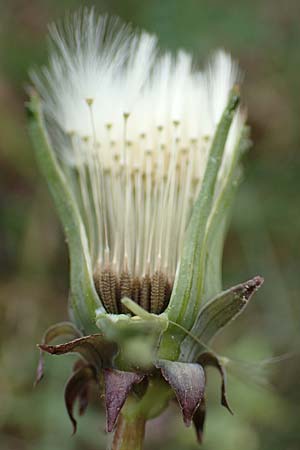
28;92;103;334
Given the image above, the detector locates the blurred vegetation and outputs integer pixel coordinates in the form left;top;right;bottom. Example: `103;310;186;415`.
1;1;300;449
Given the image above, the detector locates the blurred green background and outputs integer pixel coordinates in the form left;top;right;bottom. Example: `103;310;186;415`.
1;0;300;449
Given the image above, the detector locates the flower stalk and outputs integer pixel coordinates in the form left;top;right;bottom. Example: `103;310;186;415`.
111;377;173;450
111;415;146;450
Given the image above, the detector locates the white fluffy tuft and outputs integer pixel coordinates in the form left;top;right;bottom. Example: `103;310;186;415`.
32;9;245;280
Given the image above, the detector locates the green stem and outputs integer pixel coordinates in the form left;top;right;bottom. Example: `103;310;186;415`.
111;377;173;450
111;415;146;450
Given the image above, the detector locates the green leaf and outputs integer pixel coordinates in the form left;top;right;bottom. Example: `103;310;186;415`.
159;88;240;359
27;93;103;334
179;276;264;361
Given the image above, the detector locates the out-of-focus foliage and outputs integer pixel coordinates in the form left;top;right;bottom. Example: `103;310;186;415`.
0;1;300;449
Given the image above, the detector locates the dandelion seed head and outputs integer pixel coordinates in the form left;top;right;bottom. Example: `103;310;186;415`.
31;8;246;313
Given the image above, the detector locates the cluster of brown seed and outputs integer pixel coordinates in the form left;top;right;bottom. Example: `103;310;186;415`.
93;265;173;314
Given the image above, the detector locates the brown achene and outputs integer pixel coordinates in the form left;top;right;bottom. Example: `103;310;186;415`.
94;264;173;314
